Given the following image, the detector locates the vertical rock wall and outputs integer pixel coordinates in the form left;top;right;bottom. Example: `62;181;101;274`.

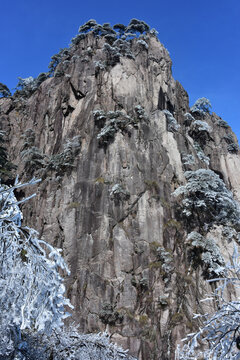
0;30;240;359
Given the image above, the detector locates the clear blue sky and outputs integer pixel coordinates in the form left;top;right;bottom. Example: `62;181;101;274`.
1;0;239;139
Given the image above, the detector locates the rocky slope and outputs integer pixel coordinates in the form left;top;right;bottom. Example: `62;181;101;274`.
0;20;240;359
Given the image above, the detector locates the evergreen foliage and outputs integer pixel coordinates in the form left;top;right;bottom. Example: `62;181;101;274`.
113;23;127;35
136;39;149;49
47;136;81;174
0;177;72;358
134;105;149;122
187;231;225;279
181;153;195;166
0;131;16;183
24;328;136;360
193;143;210;165
173;169;240;230
184;112;195;126
93;110;132;146
103;43;122;65
20;146;46;176
110;184;130;202
227;143;239;153
189;120;211;145
176;247;240;359
224;134;235;144
94;60;106;76
78;19;98;33
94;106;148;146
217;119;229;128
190;97;212;116
20;133;81;178
126;19;150;34
48;48;70;75
14;73;49;99
163;110;180;132
156;247;174;283
0;82;11;97
191;120;211;133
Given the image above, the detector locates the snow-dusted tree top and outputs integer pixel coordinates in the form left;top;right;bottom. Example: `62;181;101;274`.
190;97;212;116
173;169;240;230
191;120;212;133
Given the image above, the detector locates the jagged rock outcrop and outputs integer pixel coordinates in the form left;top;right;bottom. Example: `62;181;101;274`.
0;20;240;359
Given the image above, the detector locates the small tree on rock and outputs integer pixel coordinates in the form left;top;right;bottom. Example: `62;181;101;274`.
190;97;212;116
0;82;11;97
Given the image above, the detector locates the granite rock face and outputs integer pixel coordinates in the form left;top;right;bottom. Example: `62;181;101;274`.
0;28;240;359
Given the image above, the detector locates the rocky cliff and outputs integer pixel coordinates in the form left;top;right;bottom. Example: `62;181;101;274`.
1;20;240;359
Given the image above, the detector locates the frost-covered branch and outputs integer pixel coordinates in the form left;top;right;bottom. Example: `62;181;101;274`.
176;246;240;359
0;178;72;357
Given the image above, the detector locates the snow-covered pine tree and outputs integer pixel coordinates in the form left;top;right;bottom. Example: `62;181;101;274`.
0;177;72;358
174;169;240;359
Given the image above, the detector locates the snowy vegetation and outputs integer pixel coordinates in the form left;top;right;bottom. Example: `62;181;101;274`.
99;303;124;325
163;110;180;132
181;153;195;166
47;136;81;174
174;166;240;357
184;112;195;126
0;177;71;357
176;246;240;359
193;143;210;165
0;82;11;97
173;169;240;230
48;48;70;75
94;60;106;75
0;131;16;182
95;112;130;145
136;39;149;50
20;132;81;178
72;19;153;67
227;142;239;153
14;74;49;99
189;120;211;146
223;134;239;153
156;247;174;284
110;183;130;203
93;106;149;146
19;328;134;360
191;120;211;133
217;119;229;128
190;97;212;116
187;231;225;279
93;109;140;146
134;105;149;122
21;146;46;176
77;18;150;38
